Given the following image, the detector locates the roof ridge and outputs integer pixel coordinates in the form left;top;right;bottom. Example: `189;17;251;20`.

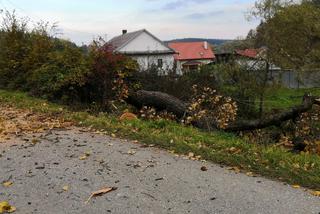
108;29;145;51
168;41;209;44
108;29;175;54
108;29;144;42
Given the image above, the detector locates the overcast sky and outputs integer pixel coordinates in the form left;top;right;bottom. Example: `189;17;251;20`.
0;0;260;44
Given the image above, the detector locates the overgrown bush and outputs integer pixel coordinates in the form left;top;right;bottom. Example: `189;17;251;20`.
84;39;139;109
0;11;139;109
27;39;89;102
0;11;30;89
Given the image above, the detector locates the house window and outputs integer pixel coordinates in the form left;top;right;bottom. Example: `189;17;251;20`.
157;59;163;68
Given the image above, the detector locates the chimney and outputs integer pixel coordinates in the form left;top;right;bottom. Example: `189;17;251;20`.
122;29;127;35
204;41;208;50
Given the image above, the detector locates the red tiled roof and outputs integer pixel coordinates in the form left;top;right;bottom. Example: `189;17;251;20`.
236;49;259;59
168;42;215;61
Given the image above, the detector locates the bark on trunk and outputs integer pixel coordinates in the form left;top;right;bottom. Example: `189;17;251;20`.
127;90;320;132
225;95;318;132
126;90;188;118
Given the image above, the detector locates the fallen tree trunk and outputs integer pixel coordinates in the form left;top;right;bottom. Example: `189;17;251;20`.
126;90;188;118
224;95;319;132
127;90;320;132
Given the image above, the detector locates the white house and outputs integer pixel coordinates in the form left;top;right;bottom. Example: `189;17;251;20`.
107;29;176;72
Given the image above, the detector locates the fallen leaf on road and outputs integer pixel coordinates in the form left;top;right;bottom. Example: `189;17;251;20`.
31;138;39;145
310;190;320;197
0;201;16;213
2;181;13;187
188;152;194;158
63;185;69;191
246;172;254;177
227;166;241;173
127;150;136;155
79;152;91;160
79;155;88;160
201;166;208;171
292;184;301;189
85;187;117;204
84;151;91;156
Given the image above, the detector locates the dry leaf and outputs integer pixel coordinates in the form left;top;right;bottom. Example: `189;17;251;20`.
310;190;320;197
111;133;116;138
246;172;254;177
292;184;301;189
31;138;39;145
292;163;300;169
227;166;241;173
85;187;117;204
0;201;16;213
79;152;90;160
127;150;136;155
2;181;13;187
188;152;194;158
63;185;69;191
79;155;88;160
119;112;137;121
84;151;91;156
201;166;208;171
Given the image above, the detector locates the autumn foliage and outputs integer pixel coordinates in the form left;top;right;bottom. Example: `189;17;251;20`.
185;85;238;129
0;12;138;110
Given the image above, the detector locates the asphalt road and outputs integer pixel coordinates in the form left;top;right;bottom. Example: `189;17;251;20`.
0;128;319;214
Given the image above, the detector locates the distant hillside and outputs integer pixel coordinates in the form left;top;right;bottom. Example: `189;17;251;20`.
165;38;232;46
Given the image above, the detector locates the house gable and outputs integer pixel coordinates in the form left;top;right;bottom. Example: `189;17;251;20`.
117;30;174;54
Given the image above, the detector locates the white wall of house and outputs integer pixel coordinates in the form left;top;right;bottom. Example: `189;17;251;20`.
131;54;175;73
119;31;170;53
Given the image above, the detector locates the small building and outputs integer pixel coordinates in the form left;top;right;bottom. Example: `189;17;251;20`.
168;41;216;74
107;29;176;73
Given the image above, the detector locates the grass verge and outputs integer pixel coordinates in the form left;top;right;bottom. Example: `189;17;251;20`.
0;89;320;190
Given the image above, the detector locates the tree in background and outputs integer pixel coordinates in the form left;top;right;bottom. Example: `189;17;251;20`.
257;2;320;69
252;0;320;87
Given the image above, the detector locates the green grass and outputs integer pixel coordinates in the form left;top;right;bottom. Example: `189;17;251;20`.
1;89;320;190
264;87;320;111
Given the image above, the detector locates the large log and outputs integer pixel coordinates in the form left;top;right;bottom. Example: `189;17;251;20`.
126;90;188;118
127;90;320;132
